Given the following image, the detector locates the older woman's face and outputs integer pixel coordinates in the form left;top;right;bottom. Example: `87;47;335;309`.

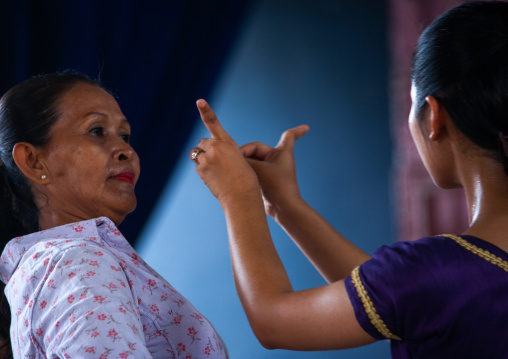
40;83;140;225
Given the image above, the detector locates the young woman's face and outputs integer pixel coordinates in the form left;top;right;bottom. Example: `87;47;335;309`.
39;83;140;225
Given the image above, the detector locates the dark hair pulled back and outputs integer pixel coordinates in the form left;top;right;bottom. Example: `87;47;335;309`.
412;1;508;161
0;71;101;358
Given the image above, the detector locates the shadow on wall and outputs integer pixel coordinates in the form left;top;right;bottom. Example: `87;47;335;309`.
138;0;392;358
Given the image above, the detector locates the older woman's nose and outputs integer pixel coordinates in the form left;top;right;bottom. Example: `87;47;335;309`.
113;138;136;161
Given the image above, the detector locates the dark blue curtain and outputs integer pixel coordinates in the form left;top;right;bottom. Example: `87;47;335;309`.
0;0;254;246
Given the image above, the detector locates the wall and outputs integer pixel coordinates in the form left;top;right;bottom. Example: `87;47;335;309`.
137;0;392;357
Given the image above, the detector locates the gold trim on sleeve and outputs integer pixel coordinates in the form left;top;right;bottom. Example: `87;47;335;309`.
441;234;508;272
351;266;401;340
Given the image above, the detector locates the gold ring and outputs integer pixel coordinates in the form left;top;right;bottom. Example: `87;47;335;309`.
191;148;204;161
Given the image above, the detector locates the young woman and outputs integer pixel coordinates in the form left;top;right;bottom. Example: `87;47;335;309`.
191;1;508;357
0;72;228;358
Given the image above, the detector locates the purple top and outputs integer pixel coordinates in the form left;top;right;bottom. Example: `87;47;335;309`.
0;217;228;359
345;234;508;358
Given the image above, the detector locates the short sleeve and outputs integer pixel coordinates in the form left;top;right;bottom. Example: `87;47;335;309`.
344;239;453;342
32;244;153;358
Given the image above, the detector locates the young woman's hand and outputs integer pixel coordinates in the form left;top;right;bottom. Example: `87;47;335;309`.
240;125;309;217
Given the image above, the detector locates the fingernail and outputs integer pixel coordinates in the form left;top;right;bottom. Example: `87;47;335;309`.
196;99;207;109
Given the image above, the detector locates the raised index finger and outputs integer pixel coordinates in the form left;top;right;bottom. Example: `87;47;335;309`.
196;99;232;141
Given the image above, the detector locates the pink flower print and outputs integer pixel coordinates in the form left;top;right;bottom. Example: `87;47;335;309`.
94;251;103;256
70;315;76;323
97;314;107;321
67;295;75;303
173;316;182;326
99;355;108;359
40;300;47;309
186;355;192;359
150;304;159;312
85;310;94;318
113;229;121;236
128;342;136;351
94;296;106;304
55;321;60;327
74;225;84;232
119;353;129;359
87;271;95;277
32;252;38;259
36;327;43;336
24;319;29;327
68;272;76;280
64;260;73;266
119;262;127;271
187;327;200;344
91;331;100;338
110;265;120;272
89;260;99;266
131;325;139;334
131;253;138;260
143;324;147;332
148;279;156;287
43;258;50;266
120;282;126;287
64;353;71;359
109;282;117;289
85;346;96;354
160;295;168;301
108;329;120;341
177;342;186;354
118;307;126;314
204;346;211;356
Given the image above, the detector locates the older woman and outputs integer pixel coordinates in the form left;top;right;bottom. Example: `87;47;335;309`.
192;1;508;357
0;73;228;359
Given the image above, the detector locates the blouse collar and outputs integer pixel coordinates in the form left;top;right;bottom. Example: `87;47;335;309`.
0;217;129;283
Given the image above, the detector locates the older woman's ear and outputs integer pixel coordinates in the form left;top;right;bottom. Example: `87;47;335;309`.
12;143;49;184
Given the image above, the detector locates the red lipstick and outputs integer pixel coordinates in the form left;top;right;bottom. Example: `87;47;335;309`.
113;171;135;184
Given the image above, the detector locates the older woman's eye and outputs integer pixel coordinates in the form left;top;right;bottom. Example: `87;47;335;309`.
121;134;131;144
90;127;104;136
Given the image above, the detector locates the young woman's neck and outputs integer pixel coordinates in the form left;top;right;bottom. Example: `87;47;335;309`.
459;155;508;250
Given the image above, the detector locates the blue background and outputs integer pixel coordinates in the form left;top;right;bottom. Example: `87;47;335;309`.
138;0;393;358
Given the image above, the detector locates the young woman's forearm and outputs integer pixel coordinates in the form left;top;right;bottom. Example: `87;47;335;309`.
271;197;371;282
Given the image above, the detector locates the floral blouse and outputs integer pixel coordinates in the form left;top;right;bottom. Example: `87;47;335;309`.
0;217;228;359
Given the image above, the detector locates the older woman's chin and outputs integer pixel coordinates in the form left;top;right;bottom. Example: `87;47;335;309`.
104;197;137;226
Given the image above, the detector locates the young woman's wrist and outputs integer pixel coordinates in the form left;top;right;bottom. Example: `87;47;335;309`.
267;196;307;223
